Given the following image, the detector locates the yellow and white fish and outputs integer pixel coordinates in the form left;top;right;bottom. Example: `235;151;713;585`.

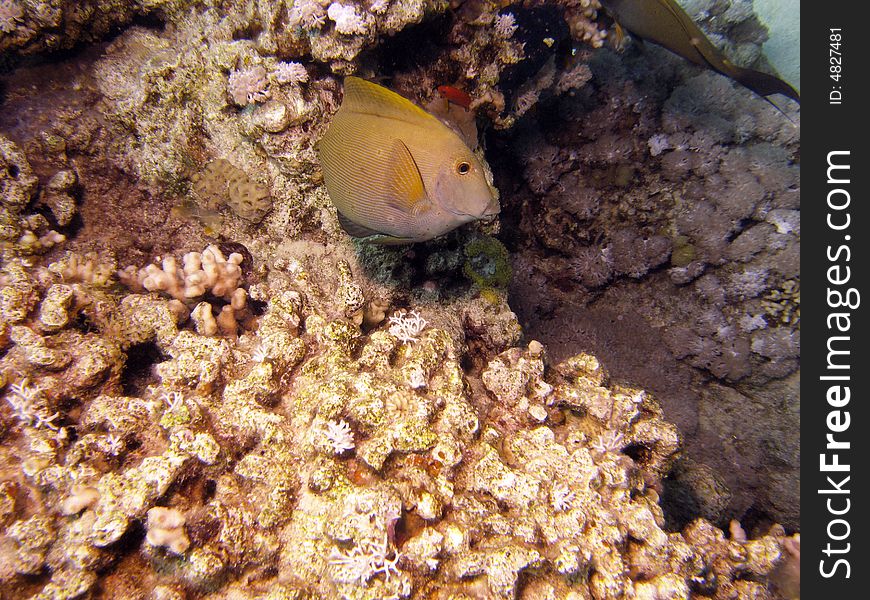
317;77;500;244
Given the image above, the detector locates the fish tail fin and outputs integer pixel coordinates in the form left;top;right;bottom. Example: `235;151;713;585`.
731;66;800;104
760;95;799;127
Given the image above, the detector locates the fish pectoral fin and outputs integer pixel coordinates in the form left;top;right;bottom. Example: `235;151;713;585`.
386;139;432;216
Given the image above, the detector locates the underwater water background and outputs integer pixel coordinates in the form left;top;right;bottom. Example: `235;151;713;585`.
0;1;799;599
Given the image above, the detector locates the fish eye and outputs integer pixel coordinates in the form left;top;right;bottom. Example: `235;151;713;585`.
456;161;471;175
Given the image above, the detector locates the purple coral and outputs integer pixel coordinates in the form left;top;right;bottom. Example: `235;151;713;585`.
273;61;309;85
569;246;613;288
607;230;672;279
227;66;271;107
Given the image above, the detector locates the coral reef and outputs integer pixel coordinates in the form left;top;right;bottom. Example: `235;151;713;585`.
0;226;797;597
499;5;799;528
0;0;798;598
1;0;139;56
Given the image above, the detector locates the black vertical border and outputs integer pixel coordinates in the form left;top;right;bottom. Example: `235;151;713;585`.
803;2;867;597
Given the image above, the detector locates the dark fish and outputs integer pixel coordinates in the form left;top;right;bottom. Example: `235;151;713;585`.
600;0;800;104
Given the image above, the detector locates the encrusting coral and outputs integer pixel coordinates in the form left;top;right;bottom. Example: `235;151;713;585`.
0;242;798;597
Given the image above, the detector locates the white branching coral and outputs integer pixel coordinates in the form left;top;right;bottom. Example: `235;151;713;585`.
327;3;368;35
330;535;401;585
550;483;576;512
323;419;355;454
288;1;327;30
5;378;60;430
161;391;186;414
273;61;309;85
388;310;427;343
49;251;116;286
191;299;248;337
227;66;271;107
493;13;518;39
592;430;625;454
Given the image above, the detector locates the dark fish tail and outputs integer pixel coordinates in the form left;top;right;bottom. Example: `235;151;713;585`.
601;0;800;105
729;65;800;103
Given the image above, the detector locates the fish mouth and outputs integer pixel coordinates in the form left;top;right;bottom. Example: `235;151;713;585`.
480;198;501;218
449;197;501;220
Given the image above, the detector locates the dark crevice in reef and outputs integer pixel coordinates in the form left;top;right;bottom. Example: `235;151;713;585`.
121;341;168;397
371;12;455;78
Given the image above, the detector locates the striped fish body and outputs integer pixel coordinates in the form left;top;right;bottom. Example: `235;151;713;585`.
318;77;499;244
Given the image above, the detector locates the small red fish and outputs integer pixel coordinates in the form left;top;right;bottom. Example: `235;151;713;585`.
437;85;472;110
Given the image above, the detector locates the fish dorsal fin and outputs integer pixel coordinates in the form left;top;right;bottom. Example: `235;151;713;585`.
385;139;431;216
343;77;439;126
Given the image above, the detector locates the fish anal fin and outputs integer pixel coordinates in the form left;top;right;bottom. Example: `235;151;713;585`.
338;211;383;238
337;211;415;245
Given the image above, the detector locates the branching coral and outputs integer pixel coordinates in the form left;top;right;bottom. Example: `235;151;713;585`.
4;378;60;431
115;246;252;339
387;310;428;344
329;534;402;585
0;240;797;599
120;245;243;300
322;419;356;455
